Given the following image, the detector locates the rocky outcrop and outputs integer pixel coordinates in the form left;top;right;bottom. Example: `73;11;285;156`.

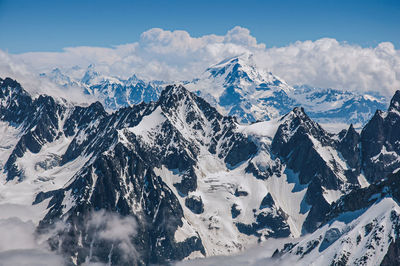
360;90;400;183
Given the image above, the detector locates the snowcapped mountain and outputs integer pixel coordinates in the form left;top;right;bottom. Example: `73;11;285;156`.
39;68;80;88
185;54;387;125
1;76;400;265
185;53;295;123
292;85;387;126
41;65;164;110
272;171;400;265
40;55;387;127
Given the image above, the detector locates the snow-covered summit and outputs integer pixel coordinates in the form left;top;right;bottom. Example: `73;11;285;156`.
40;65;163;110
1;77;400;265
185;54;387;125
205;53;292;94
186;54;295;123
39;55;388;125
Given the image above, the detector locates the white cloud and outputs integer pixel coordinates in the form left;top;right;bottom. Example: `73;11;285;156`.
176;237;295;266
85;210;138;263
0;249;65;266
0;50;95;104
1;26;400;97
0;215;65;266
256;39;400;96
0;204;138;266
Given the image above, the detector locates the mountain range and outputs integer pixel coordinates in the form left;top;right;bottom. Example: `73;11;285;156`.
40;54;387;127
1;73;400;265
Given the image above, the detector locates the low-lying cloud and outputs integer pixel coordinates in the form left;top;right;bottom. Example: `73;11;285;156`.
0;215;65;266
0;202;138;266
176;237;296;266
1;26;399;98
85;210;138;263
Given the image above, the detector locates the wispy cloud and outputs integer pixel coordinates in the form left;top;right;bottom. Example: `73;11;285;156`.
85;210;138;263
0;215;65;266
176;237;295;266
0;49;94;104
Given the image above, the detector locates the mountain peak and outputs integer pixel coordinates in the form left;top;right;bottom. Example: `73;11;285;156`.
158;84;192;105
0;77;22;90
81;64;100;85
206;53;256;80
209;53;254;70
388;90;400;112
161;84;189;96
284;106;309;122
0;77;29;99
204;53;291;93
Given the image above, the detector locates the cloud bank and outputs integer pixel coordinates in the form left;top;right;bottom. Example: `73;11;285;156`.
0;49;94;104
0;216;65;266
0;202;138;266
1;26;399;97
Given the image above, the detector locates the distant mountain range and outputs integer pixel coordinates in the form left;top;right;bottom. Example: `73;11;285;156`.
40;53;387;127
1;75;400;265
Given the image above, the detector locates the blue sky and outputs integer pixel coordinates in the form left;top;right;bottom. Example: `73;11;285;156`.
0;0;399;53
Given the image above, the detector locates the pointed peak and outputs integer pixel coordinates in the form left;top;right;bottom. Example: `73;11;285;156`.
158;85;191;107
89;101;105;111
81;65;100;85
279;106;311;126
0;77;31;107
280;106;327;135
291;106;307;118
388;90;400;112
348;123;355;132
0;77;22;89
126;74;146;86
343;123;359;140
128;74;139;81
206;53;255;77
160;84;190;98
211;52;254;69
0;77;29;98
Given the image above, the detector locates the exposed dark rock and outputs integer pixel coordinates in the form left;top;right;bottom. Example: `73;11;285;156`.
185;195;204;214
231;204;241;219
260;193;274;209
360;90;400;183
236;207;290;239
234;187;249;197
338;124;360;170
4;77;400;265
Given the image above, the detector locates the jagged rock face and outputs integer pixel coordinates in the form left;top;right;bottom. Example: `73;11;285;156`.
0;80;197;264
186;54;295;123
0;77;33;124
361;90;400;183
235;191;291;239
41;57;388;126
272;107;337;187
1;82;259;264
1;79;69;180
338;124;360;170
185;195;204;214
86;77;162;110
273;172;400;265
37;142;205;265
3;77;400;265
271;107;360;233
